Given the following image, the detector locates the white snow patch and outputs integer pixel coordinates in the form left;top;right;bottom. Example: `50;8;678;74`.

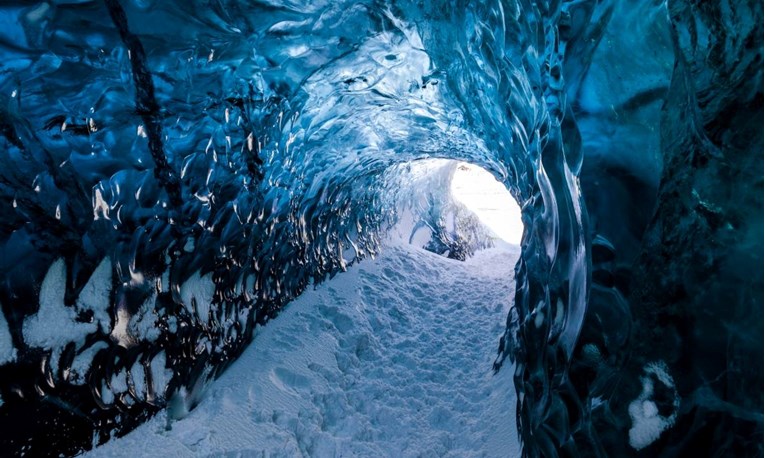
101;369;129;406
68;341;109;385
111;369;128;394
410;225;432;247
76;258;112;332
130;361;147;402
149;351;172;403
628;361;680;450
180;271;215;322
159;269;170;293
101;379;114;405
111;307;132;348
23;259;96;350
0;303;16;364
93;188;110;220
129;293;160;343
90;243;521;457
113;294;159;347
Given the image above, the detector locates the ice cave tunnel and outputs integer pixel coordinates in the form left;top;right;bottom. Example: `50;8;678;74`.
0;0;762;457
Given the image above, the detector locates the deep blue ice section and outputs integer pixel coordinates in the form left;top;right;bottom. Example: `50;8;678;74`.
0;1;761;456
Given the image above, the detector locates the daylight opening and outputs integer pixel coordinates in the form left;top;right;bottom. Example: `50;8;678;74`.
390;159;524;261
450;163;523;246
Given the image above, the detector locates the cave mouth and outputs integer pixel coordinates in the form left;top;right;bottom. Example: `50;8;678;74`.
381;158;523;263
450;162;523;247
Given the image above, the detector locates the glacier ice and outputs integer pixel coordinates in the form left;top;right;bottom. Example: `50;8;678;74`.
0;0;761;456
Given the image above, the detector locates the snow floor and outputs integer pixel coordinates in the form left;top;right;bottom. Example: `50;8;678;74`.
89;242;521;457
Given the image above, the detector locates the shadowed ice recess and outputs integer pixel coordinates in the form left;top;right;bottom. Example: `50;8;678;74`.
0;0;761;457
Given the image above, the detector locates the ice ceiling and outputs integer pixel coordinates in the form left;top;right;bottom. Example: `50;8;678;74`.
0;0;761;457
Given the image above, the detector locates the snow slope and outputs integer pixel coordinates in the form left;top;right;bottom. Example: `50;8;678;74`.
89;242;521;457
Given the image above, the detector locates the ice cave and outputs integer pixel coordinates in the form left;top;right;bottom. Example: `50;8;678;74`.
0;0;761;457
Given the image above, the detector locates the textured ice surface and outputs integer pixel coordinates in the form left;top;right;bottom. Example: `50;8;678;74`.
0;0;761;456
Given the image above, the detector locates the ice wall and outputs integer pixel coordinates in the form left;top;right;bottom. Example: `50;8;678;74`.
624;1;763;454
549;0;763;456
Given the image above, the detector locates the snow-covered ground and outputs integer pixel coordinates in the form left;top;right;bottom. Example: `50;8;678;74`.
89;242;521;457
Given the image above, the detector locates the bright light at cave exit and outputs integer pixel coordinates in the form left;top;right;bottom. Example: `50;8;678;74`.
450;163;523;246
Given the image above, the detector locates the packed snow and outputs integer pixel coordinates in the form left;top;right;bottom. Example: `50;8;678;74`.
89;241;521;457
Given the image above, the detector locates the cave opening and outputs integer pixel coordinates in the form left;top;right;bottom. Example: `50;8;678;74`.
450;162;523;246
385;158;524;260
